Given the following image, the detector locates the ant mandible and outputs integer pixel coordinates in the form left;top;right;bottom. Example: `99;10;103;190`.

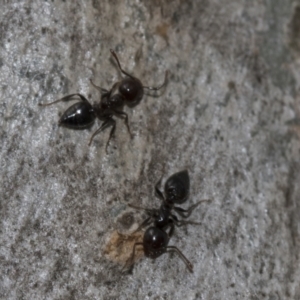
129;170;211;232
39;49;168;152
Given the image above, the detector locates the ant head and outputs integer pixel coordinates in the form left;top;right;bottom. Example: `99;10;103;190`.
119;77;143;107
164;170;190;205
143;227;169;259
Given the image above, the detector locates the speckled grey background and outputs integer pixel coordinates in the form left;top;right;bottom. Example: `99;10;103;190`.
1;0;300;299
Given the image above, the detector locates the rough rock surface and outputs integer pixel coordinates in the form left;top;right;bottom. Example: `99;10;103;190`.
1;1;300;299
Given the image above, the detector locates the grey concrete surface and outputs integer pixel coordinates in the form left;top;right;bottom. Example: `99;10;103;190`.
1;0;300;299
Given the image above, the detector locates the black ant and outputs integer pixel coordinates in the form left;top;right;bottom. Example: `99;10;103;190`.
124;170;211;272
39;49;168;152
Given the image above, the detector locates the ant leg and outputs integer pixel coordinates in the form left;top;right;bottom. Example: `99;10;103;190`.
128;203;155;214
39;94;90;106
175;220;202;226
123;242;144;272
173;199;212;218
170;214;202;227
155;175;164;202
154;164;166;201
128;204;157;231
88;117;115;151
105;118;117;153
110;49;136;80
133;216;153;233
90;79;109;95
113;110;132;138
167;222;175;238
143;70;168;91
166;246;193;273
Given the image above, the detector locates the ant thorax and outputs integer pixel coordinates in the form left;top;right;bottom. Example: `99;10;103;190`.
154;204;171;229
100;87;124;111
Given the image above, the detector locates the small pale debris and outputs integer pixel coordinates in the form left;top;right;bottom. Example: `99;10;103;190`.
103;230;144;266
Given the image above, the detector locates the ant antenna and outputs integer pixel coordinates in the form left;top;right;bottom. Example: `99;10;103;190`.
143;70;168;91
110;49;135;80
110;49;168;91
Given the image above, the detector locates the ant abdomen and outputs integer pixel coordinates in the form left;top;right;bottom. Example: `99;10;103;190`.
165;170;190;204
59;101;95;129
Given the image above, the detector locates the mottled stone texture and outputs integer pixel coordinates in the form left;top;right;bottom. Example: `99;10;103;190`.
1;0;300;299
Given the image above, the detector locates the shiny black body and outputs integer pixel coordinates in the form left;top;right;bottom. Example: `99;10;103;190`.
39;49;167;152
59;98;95;129
164;169;190;205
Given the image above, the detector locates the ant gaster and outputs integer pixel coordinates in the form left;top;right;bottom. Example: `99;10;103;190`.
125;170;211;273
39;49;168;152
